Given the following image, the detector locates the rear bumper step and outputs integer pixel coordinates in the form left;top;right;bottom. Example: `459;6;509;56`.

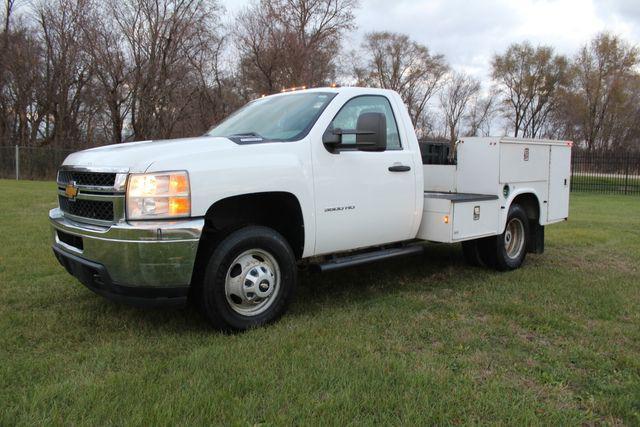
312;245;424;272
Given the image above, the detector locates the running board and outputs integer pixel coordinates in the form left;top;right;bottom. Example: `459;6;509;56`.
312;245;424;273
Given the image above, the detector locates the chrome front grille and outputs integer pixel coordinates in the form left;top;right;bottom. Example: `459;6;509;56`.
57;167;128;225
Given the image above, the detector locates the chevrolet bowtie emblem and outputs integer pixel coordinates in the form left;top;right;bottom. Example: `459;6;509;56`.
65;181;78;199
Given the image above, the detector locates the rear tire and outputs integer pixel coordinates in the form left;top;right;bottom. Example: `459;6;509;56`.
200;226;297;331
483;204;530;271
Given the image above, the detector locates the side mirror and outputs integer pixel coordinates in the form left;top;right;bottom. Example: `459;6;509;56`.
323;112;387;152
355;112;387;151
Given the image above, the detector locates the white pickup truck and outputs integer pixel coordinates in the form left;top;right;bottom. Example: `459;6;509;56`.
50;87;571;330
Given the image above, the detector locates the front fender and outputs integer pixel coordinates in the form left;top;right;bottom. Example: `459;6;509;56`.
149;139;316;257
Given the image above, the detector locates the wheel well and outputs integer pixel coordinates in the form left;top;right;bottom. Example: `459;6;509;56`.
511;192;544;254
190;192;304;288
511;193;540;222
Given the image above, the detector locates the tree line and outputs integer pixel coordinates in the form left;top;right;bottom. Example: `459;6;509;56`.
1;0;639;152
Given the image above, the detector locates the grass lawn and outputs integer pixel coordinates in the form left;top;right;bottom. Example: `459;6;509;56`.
1;179;639;425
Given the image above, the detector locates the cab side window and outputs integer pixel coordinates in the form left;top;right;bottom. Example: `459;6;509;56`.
329;95;402;150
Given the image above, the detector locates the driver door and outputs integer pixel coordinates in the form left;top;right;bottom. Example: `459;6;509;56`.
312;95;417;255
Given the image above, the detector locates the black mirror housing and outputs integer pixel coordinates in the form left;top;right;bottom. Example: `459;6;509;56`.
355;112;386;151
322;127;341;145
322;111;387;152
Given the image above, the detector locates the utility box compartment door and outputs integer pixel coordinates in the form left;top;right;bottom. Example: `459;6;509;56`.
500;143;549;183
418;193;500;243
547;145;571;222
451;200;500;241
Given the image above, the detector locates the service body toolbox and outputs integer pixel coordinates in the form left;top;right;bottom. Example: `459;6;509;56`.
418;137;571;243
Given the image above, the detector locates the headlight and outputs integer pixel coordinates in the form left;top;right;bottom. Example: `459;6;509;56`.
126;171;191;220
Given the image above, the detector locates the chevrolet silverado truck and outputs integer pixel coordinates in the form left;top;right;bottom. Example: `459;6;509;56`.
50;87;571;331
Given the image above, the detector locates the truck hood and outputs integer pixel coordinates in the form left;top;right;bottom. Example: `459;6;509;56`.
62;137;237;173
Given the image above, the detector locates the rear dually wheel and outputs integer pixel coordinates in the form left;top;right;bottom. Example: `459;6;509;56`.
492;203;530;271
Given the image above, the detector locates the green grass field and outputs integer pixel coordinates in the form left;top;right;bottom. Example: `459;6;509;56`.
1;179;639;425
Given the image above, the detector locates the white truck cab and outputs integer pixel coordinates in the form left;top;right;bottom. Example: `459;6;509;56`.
49;87;571;330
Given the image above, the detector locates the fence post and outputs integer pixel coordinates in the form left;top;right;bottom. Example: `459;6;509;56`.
15;145;19;180
624;155;630;195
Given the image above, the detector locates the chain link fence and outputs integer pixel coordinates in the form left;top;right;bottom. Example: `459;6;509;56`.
0;145;76;181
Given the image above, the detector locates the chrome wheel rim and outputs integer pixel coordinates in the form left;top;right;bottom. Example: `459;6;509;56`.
504;218;525;260
225;249;280;316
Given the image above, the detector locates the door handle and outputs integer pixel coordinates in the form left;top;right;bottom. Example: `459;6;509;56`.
388;165;411;172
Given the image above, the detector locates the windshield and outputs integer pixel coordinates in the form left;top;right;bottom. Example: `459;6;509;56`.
207;92;336;142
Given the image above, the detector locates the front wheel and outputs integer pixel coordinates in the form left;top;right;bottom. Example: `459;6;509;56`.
200;226;297;331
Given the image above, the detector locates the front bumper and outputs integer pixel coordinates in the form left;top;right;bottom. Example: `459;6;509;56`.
49;208;204;307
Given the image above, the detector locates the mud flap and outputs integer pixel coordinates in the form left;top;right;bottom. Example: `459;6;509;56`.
527;222;545;254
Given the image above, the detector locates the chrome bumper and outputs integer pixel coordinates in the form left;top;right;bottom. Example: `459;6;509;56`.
49;208;204;289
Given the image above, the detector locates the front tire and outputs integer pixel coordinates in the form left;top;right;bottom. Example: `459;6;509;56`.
200;226;297;331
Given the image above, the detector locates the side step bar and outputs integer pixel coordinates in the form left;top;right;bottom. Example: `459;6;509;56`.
312;245;424;273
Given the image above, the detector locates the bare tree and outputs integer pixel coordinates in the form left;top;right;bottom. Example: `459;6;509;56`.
112;0;224;140
1;0;241;147
235;0;358;96
355;31;448;131
465;91;496;137
6;1;640;157
439;72;480;151
81;4;132;145
270;0;357;86
0;1;49;146
492;42;569;138
235;3;287;95
566;33;639;151
1;0;16;142
3;0;14;38
35;0;94;145
186;34;243;132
